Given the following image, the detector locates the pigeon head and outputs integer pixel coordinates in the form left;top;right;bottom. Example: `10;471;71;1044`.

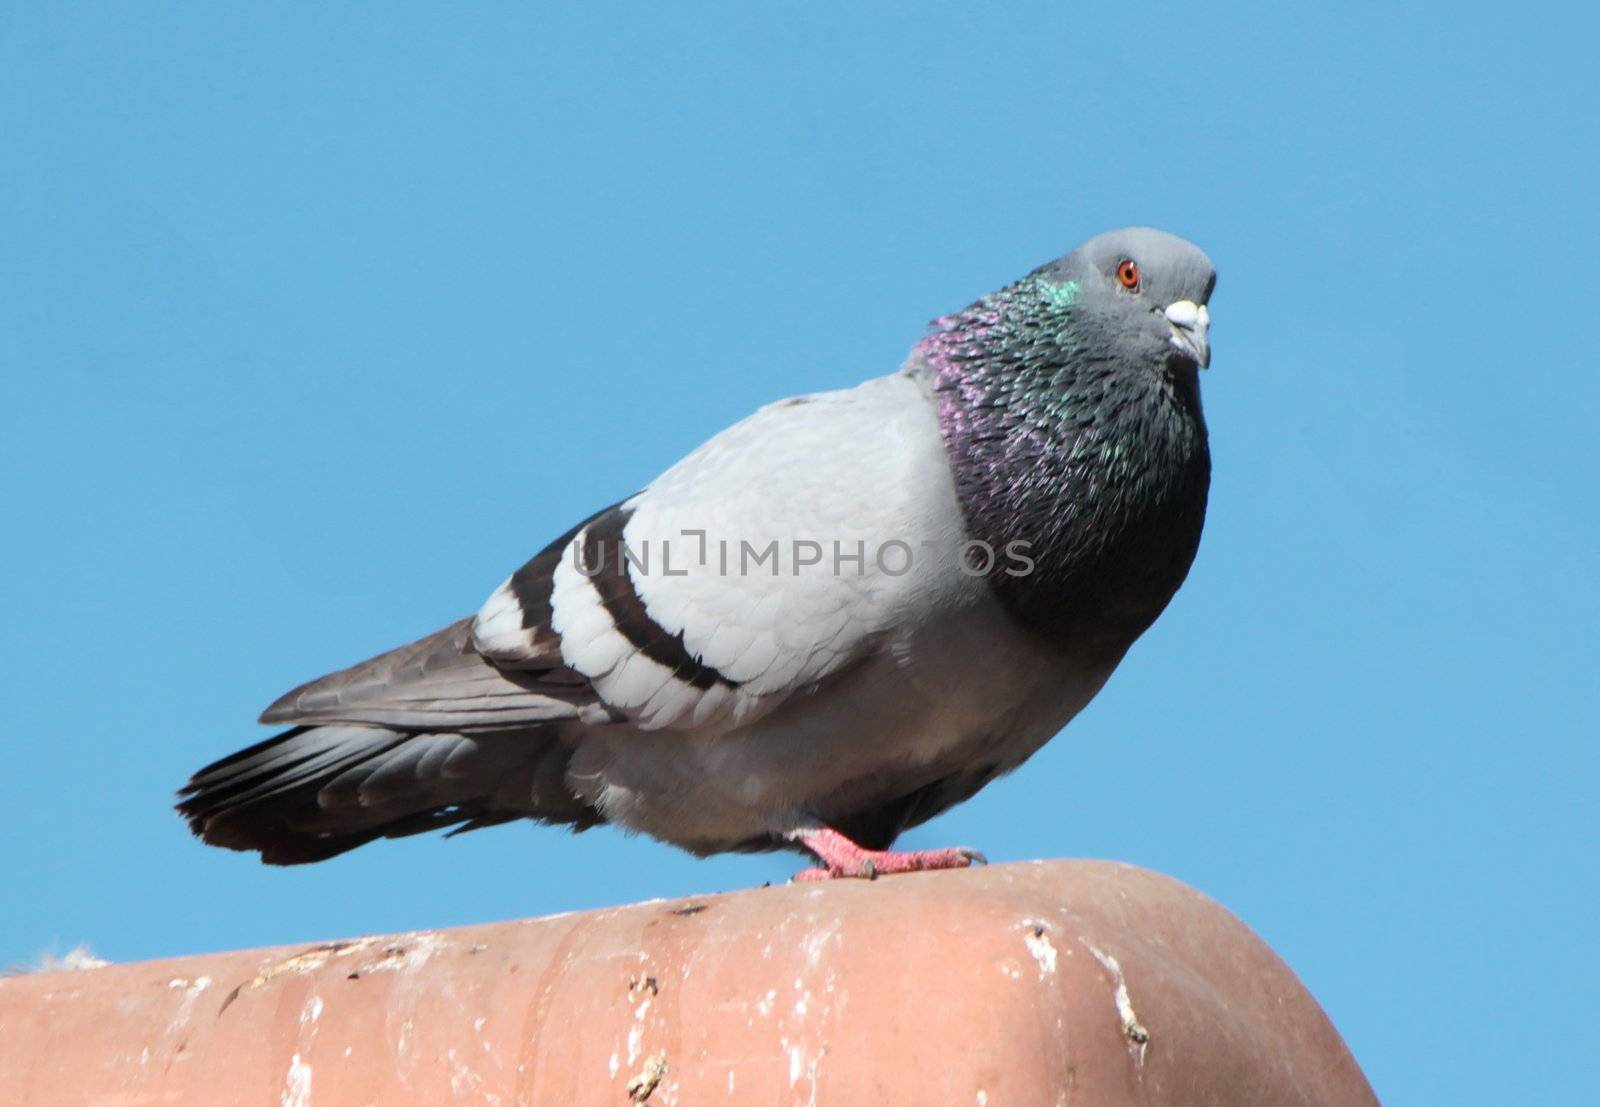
1045;226;1216;369
916;226;1217;391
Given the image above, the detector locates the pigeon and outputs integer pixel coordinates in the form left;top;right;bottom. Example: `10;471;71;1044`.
178;227;1216;880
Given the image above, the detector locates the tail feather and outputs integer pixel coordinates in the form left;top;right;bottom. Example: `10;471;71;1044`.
317;732;464;808
181;728;406;817
176;724;600;865
188;725;332;786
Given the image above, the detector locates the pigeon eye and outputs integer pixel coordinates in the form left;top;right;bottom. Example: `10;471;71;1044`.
1117;260;1141;290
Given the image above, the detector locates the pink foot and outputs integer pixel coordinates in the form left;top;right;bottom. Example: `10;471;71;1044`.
790;827;987;882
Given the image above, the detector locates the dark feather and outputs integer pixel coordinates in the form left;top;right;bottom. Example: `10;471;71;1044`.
176;724;602;865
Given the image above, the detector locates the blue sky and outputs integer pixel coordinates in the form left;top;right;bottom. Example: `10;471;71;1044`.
2;4;1594;1102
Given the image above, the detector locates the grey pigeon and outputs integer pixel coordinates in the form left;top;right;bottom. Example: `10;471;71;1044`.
178;227;1216;879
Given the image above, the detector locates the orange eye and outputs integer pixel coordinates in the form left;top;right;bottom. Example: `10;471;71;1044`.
1117;259;1141;289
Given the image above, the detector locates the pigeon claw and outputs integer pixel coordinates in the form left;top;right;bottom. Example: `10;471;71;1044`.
789;827;987;882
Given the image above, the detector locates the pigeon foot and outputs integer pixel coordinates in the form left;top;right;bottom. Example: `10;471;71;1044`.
790;827;986;882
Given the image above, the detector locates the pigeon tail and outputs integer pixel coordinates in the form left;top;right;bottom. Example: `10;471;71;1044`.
176;724;600;865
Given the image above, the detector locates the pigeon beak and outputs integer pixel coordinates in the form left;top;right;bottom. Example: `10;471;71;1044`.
1164;300;1211;369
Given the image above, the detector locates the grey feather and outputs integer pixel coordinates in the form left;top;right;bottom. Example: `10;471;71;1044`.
179;724;596;864
258;618;600;729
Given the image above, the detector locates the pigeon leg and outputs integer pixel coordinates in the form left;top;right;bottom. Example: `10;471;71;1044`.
789;827;986;882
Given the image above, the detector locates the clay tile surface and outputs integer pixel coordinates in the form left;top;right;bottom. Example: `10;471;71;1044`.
0;860;1379;1106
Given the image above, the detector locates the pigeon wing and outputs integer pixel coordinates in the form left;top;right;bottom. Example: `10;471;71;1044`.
473;372;967;734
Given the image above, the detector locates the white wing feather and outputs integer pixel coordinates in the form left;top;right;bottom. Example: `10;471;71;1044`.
525;372;970;733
